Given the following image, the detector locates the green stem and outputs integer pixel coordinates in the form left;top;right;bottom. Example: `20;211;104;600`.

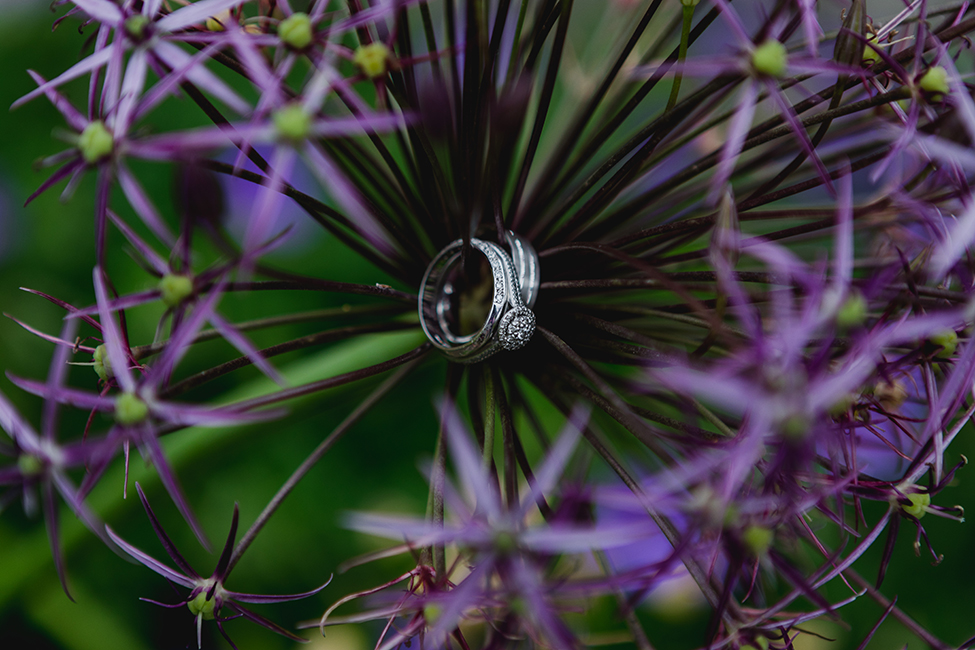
483;365;497;468
666;4;695;110
505;0;531;82
228;357;421;573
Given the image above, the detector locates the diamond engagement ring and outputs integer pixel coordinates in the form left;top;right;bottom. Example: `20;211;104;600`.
419;231;539;363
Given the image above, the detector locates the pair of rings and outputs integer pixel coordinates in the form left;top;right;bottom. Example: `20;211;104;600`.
419;231;539;364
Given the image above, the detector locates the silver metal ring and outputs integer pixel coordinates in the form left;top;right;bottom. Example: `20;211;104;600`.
419;231;539;363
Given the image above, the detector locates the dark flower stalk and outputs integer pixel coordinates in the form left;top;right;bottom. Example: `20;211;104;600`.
4;0;975;648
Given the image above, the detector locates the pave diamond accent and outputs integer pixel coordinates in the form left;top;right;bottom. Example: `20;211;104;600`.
499;307;536;350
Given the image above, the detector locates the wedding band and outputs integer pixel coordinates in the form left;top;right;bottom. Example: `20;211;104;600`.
419;231;539;363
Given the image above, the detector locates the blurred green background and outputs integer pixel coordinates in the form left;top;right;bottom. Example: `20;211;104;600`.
1;3;974;650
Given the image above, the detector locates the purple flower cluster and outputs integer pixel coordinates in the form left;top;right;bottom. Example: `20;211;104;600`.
4;0;975;648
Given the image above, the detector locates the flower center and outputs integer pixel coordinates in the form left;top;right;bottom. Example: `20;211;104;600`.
187;589;218;620
742;524;773;556
124;14;150;41
902;492;931;519
279;13;313;50
115;392;149;426
93;344;113;381
751;40;788;78
18;453;44;477
354;43;392;79
78;121;114;164
159;274;194;308
273;104;312;142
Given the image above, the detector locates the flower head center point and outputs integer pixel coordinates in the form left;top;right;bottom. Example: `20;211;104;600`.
279;13;314;50
78;121;114;164
159;274;194;308
902;491;931;519
930;328;958;358
187;588;220;620
835;290;868;329
93;344;113;381
206;10;233;32
17;453;44;477
124;14;150;40
862;35;882;66
918;66;950;99
115;392;149;426
273;104;312;142
751;40;788;78
742;524;774;557
354;43;392;79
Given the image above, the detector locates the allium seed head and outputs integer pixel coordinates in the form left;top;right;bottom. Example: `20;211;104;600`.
278;12;313;50
751;40;788;78
919;65;950;99
114;392;148;426
78;121;113;164
158;274;194;308
354;43;392;79
272;104;312;142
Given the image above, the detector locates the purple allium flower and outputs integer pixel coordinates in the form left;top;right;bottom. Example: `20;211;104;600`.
0;321;107;598
107;483;329;649
334;405;654;649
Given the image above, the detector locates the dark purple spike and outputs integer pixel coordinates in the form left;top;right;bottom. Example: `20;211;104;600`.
135;483;200;579
854;596;897;650
876;515;899;588
213;503;239;581
140;435;211;551
768;549;834;615
215;618;241;650
18;287;102;331
228;603;309;643
95;167;111;265
139;596;191;608
24;158;84;207
42;480;73;601
225;577;331;604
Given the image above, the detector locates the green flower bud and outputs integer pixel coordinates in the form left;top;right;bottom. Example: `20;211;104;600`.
680;0;700;5
836;291;868;329
751;40;788;78
18;454;43;476
273;104;312;142
862;36;882;66
206;10;232;32
829;393;857;418
918;66;950;98
423;602;443;624
78;121;114;164
354;43;392;79
124;14;150;40
158;274;194;308
743;636;770;650
187;591;218;620
493;530;518;555
742;525;773;556
92;344;113;381
278;12;313;50
930;328;958;358
115;392;149;426
780;413;809;441
902;492;931;519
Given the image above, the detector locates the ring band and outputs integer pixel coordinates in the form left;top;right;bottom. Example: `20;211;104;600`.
419;231;539;363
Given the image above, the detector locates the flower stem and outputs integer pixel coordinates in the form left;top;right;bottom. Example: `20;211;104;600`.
666;3;695;110
228;356;424;573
